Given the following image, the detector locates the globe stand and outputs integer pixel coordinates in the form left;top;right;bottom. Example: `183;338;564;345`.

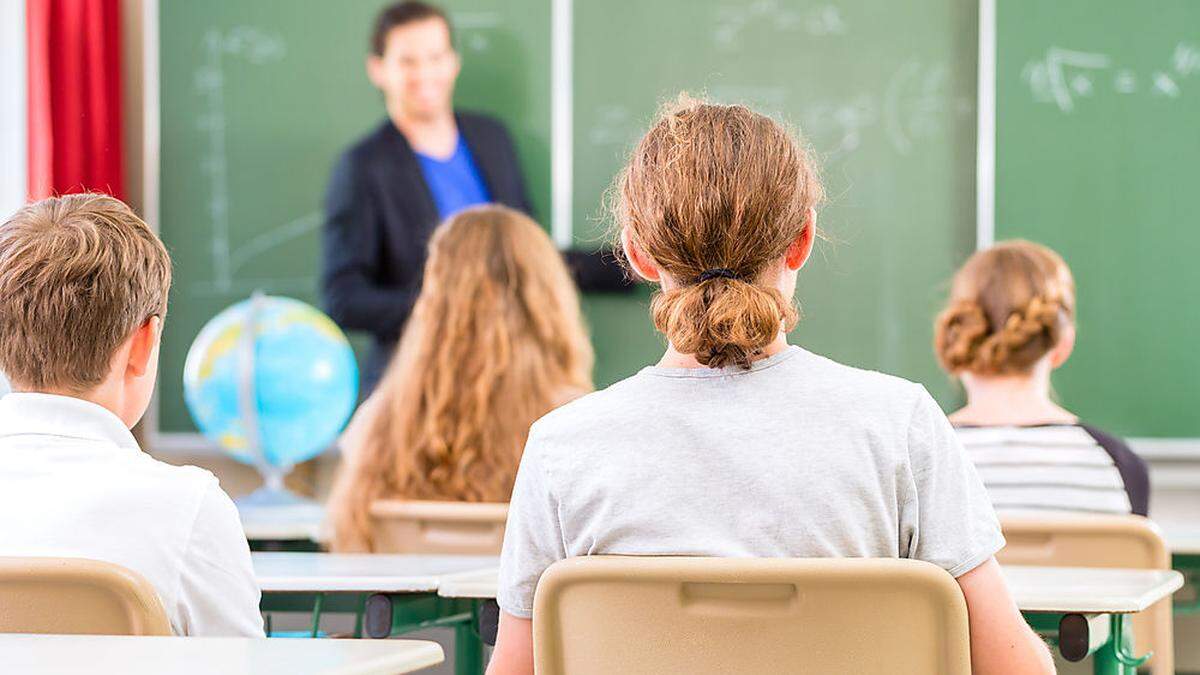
235;466;315;509
230;292;324;542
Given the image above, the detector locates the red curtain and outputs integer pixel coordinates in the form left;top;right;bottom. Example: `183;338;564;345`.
26;0;125;200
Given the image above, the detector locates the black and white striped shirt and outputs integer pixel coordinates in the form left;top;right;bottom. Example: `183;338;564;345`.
955;424;1149;516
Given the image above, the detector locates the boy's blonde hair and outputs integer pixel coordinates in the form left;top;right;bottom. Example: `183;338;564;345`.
0;194;172;393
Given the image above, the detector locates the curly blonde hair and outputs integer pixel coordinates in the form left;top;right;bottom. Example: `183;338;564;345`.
329;205;593;551
611;96;824;369
934;240;1075;376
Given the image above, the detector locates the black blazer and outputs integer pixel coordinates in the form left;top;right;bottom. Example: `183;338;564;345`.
321;111;628;390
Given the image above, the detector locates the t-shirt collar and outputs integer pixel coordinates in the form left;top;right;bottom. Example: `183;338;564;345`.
0;392;140;452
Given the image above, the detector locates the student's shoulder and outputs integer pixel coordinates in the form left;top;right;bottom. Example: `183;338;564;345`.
526;374;653;443
798;348;928;406
126;451;222;497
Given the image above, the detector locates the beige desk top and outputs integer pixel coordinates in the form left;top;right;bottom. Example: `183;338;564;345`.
253;552;498;593
2;634;443;675
436;564;1184;615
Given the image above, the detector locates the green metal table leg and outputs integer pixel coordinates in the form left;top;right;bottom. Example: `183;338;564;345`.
1093;613;1150;675
455;617;485;675
310;592;325;637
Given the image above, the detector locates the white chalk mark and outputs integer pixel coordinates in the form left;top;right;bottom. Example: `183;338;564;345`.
884;61;919;154
229;211;322;275
1023;48;1110;112
1152;71;1180;97
1173;43;1200;77
713;2;840;50
1070;74;1093;96
1114;69;1137;94
194;27;288;293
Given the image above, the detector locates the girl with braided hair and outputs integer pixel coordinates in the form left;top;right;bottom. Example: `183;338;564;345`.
934;240;1148;516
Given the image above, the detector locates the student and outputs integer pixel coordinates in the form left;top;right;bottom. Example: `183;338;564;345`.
322;0;627;393
487;100;1052;675
934;240;1149;516
0;194;263;637
327;205;593;552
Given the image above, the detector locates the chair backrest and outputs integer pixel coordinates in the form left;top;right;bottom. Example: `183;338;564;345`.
0;557;171;636
997;514;1172;674
368;500;508;555
533;556;971;675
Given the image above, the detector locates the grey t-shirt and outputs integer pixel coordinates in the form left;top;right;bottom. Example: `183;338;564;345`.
497;345;1004;618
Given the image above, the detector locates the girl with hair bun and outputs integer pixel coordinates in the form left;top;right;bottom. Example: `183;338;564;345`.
488;98;1052;675
935;240;1148;517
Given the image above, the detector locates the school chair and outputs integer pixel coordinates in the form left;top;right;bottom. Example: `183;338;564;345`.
0;557;171;636
533;556;971;675
368;500;508;555
997;513;1172;675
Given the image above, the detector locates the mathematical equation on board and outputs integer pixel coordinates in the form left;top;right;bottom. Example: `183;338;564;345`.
1023;43;1200;113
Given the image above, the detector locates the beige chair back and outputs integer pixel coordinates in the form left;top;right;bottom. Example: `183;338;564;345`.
997;514;1172;674
0;557;171;635
533;556;971;675
369;500;508;555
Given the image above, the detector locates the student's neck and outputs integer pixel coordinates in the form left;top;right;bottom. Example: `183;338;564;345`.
952;368;1076;427
659;333;790;369
388;104;458;158
39;381;131;428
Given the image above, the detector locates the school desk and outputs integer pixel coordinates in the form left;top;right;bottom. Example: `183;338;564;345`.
433;564;1183;675
255;552;497;675
1156;520;1200;615
239;502;325;552
2;634;443;675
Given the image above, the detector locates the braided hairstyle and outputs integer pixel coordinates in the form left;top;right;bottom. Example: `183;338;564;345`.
934;240;1075;376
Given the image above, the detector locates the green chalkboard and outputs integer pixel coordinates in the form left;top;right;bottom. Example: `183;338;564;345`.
996;1;1200;438
158;0;978;434
572;0;979;403
158;0;550;433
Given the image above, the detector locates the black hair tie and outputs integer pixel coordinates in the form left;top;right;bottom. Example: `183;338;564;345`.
695;268;739;283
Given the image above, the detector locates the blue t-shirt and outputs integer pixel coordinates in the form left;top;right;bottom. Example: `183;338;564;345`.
415;136;492;219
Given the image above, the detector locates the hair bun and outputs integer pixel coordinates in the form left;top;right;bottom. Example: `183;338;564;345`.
933;300;990;373
652;277;797;369
974;295;1062;373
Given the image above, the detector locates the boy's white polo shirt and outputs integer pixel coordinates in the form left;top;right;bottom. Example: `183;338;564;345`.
0;393;263;637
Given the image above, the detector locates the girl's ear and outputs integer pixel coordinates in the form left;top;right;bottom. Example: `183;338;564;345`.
785;208;817;271
1049;322;1075;369
621;227;661;282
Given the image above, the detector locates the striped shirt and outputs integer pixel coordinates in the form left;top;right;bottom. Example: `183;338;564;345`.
955;424;1149;517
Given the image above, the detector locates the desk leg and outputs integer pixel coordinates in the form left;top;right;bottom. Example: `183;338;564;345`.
1094;614;1150;675
455;615;485;675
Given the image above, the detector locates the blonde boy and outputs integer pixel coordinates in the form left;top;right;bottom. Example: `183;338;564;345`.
0;194;262;636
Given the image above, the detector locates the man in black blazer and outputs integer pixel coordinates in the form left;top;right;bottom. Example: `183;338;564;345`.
322;2;627;391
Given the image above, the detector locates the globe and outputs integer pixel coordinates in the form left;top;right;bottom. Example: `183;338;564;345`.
182;295;359;480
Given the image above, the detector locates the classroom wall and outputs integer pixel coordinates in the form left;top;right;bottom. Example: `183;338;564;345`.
0;0;26;218
117;0;294;498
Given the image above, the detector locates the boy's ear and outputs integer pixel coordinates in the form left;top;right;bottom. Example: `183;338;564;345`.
621;227;660;282
126;316;162;378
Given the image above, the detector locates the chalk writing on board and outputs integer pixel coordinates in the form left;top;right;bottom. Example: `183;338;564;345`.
1023;43;1199;112
449;11;500;52
193;27;320;295
587;104;637;148
713;1;846;50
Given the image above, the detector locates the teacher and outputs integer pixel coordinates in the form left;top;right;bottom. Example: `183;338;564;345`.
322;1;627;391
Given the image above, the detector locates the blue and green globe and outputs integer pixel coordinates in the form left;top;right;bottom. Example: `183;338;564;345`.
183;296;359;469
